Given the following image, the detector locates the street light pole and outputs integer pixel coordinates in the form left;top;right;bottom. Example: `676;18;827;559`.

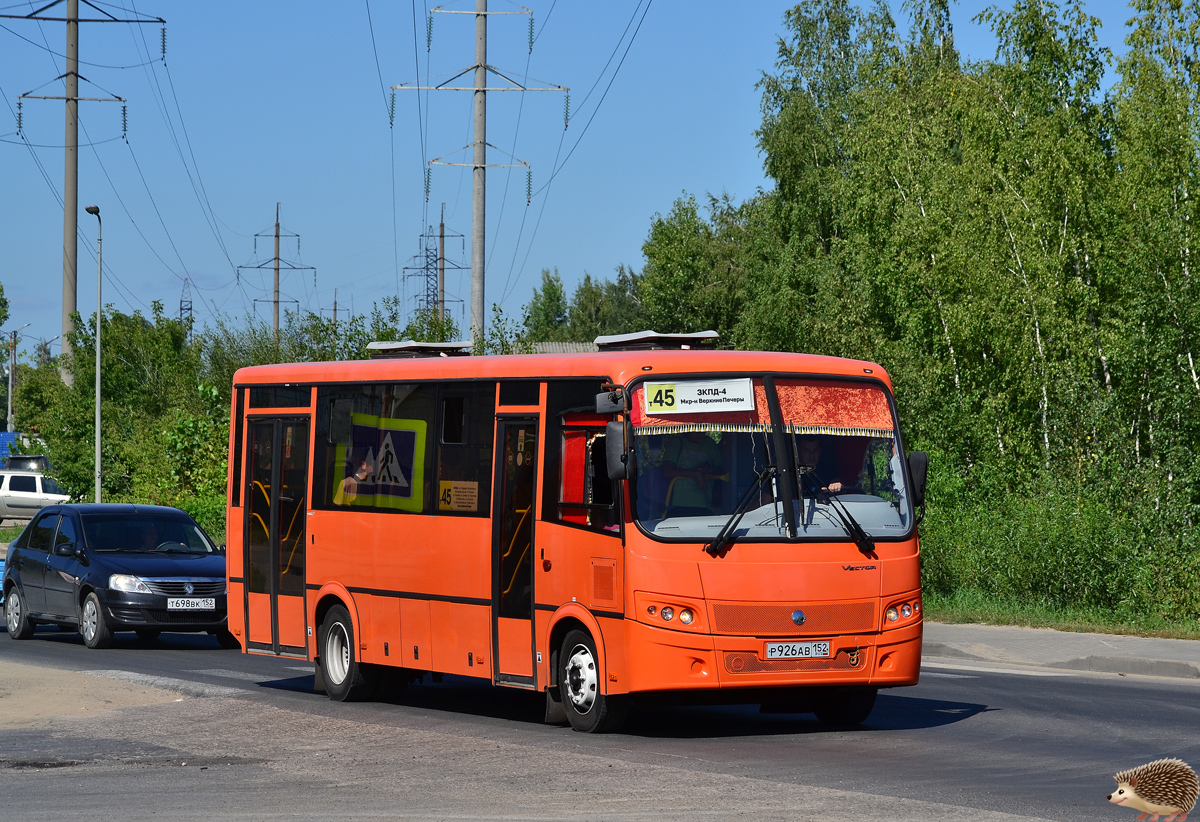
86;204;101;504
7;322;30;434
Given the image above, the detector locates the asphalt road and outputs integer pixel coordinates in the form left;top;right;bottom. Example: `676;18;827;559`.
1;624;1197;821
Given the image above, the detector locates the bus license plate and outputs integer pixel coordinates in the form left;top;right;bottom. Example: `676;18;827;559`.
765;641;830;660
167;598;215;611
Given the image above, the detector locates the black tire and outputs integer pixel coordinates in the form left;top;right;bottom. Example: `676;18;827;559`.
80;592;114;649
319;604;377;702
134;628;161;642
214;628;242;650
813;686;877;726
5;586;35;640
558;629;628;733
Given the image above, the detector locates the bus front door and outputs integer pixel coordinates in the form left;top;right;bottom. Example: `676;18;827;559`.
492;418;537;686
244;417;310;656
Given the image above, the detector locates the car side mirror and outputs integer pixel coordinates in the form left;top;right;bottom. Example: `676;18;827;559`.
53;542;76;557
605;420;632;480
74;545;87;562
218;544;227;555
907;451;928;521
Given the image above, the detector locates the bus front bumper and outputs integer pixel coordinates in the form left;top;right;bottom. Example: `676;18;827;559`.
623;618;922;694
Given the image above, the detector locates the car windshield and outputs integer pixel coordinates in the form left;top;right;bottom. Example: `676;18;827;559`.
81;513;215;554
630;376;913;542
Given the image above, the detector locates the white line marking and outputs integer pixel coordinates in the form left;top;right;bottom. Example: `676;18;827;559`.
922;661;1072;677
921;671;978;679
286;666;314;672
86;670;243;697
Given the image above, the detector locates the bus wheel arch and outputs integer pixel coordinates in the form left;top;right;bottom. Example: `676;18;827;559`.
318;602;378;702
555;625;628;733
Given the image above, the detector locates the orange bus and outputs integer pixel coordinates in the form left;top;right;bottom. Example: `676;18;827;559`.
225;331;927;732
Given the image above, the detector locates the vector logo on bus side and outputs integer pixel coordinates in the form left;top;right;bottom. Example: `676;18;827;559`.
842;564;877;571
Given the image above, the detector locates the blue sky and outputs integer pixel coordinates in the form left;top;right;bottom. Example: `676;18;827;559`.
1;1;1134;360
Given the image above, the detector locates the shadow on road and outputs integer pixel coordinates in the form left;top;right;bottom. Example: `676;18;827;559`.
296;673;992;738
8;623;235;652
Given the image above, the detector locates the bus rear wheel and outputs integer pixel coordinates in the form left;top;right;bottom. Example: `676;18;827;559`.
813;686;877;726
319;604;378;702
558;629;627;733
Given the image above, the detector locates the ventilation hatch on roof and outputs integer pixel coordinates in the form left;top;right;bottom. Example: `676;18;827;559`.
367;340;473;359
593;330;719;351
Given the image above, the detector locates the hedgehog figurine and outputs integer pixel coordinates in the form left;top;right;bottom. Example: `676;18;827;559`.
1108;759;1198;821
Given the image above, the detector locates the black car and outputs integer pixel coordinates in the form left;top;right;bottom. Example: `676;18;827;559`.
3;503;237;649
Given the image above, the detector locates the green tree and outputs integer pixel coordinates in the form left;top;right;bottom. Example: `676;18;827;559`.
523;269;570;342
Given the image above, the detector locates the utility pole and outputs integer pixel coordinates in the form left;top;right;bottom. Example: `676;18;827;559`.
63;0;78;386
7;324;30;433
238;204;314;339
2;0;164;385
439;204;446;324
471;0;486;345
273;204;281;333
393;2;567;347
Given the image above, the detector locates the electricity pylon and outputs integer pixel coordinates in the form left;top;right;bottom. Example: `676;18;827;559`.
393;1;567;345
2;0;164;385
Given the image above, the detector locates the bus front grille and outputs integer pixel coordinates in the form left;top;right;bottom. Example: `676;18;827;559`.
723;650;864;674
710;601;876;636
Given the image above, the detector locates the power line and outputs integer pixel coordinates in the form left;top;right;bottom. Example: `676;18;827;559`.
504;0;653;305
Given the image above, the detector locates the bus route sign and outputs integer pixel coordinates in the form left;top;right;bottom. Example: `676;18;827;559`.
643;379;755;414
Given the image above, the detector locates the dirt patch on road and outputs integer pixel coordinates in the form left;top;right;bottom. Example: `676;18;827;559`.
0;660;179;728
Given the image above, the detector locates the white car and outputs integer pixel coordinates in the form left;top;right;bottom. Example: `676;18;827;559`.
0;471;70;521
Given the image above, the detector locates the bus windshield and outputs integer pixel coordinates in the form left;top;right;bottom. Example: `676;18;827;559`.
630;376;912;542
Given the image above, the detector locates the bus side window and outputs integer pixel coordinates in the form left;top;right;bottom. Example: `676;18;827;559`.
436;385;495;517
556;426;619;534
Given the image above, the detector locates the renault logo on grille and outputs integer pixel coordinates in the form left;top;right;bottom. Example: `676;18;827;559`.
791;610;806;626
184;582;194;595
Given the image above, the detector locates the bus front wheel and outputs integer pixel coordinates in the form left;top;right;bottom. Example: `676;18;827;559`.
813;686;877;726
319;605;378;702
558;629;628;733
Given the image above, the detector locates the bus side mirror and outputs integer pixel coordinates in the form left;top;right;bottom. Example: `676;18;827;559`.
595;391;623;414
605;421;631;480
908;451;928;509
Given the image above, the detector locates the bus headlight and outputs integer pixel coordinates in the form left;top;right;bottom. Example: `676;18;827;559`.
660;607;674;621
678;609;694;625
886;606;899;622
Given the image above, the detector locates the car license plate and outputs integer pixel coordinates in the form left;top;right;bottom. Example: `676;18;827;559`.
765;641;830;659
167;597;215;611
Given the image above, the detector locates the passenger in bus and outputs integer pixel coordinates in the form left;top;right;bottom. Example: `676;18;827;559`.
334;454;375;506
797;435;843;494
662;430;724;516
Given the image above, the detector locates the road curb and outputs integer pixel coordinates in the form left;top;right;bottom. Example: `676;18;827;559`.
1047;655;1200;679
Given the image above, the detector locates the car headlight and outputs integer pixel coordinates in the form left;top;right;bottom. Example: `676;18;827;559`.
109;574;152;594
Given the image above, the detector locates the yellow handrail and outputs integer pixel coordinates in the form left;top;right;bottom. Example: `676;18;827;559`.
500;506;530;560
502;541;531;597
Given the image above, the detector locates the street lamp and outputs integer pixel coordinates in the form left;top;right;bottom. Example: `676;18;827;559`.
6;321;30;434
86;204;101;504
33;335;61;366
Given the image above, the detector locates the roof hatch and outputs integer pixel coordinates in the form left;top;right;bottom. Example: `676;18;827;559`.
366;340;473;359
593;330;719;351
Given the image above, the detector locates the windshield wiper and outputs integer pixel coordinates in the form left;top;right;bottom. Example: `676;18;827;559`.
819;489;876;555
703;466;777;558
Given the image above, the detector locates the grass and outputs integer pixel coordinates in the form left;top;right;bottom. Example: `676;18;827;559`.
925;588;1200;641
0;523;26;544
